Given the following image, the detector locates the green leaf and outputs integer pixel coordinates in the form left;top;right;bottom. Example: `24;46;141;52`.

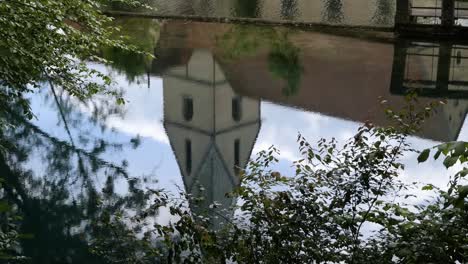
454;197;465;209
459;185;468;199
0;200;11;212
438;143;450;155
453;141;467;157
443;156;459;168
383;204;391;211
458;169;468;177
422;184;434;191
417;149;430;163
116;97;125;105
18;233;35;239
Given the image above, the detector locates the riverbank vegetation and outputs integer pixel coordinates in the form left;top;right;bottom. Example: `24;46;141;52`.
0;0;151;123
87;95;468;263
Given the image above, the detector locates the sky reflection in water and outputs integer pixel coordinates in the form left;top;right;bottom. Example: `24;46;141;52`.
11;18;468;261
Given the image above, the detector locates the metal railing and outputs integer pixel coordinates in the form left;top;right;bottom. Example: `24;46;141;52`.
410;0;468;19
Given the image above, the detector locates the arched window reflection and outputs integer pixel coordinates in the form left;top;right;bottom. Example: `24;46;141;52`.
183;96;193;121
232;96;242;122
185;139;192;175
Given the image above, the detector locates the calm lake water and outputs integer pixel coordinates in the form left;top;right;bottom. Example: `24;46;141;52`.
4;17;468;262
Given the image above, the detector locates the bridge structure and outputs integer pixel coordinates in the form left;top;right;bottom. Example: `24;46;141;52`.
396;0;468;36
391;39;468;98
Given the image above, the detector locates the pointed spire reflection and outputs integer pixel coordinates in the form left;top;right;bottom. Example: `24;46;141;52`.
160;49;261;227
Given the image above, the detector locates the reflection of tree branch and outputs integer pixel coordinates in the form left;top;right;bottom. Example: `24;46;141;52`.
48;80;89;183
49;81;76;148
0;154;28;211
8;110;128;179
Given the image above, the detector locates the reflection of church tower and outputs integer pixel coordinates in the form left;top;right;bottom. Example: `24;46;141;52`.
162;50;261;226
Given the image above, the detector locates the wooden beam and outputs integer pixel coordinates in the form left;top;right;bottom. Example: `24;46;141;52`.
390;39;409;94
441;0;455;27
436;42;453;91
395;0;411;27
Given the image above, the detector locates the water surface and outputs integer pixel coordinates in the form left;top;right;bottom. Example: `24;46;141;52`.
3;18;468;263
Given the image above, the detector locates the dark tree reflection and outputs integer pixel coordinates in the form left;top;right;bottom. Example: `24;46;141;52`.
101;18;160;84
233;0;260;18
218;25;303;96
322;0;344;24
371;0;394;25
280;0;299;20
268;36;303;97
0;86;156;263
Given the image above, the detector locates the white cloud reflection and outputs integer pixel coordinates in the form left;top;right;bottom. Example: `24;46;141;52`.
255;100;467;205
26;63;468;226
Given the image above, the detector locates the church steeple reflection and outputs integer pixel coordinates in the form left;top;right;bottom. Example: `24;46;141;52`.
161;49;261;227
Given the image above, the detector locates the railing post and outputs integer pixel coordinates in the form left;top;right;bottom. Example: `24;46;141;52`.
441;0;455;28
390;39;409;94
436;42;453;92
395;0;411;29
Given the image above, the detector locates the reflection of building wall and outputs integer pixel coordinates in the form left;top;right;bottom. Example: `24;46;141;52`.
443;99;468;139
192;0;235;16
153;0;395;25
162;49;261;227
156;21;465;144
391;40;468;140
250;0;394;25
151;0;236;17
